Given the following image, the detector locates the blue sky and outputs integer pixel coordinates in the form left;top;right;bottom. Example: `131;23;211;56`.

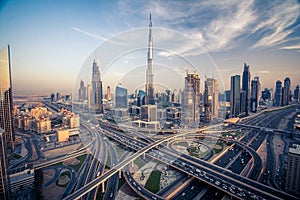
0;0;299;95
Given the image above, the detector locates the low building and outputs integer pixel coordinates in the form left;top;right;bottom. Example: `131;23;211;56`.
56;128;80;142
36;117;51;134
10;167;35;193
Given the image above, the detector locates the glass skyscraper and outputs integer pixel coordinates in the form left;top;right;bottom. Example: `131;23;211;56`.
115;85;128;108
230;75;241;117
0;44;13;200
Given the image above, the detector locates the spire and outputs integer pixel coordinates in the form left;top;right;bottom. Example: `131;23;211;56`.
149;13;152;27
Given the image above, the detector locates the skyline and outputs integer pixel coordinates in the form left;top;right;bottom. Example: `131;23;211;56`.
0;0;300;95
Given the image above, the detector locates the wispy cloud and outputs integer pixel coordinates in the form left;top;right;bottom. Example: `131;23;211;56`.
280;44;300;50
256;70;271;74
73;27;109;41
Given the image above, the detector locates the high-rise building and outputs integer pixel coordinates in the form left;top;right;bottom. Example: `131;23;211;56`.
141;105;157;122
137;90;146;107
230;75;241;117
286;144;300;196
78;80;86;102
0;129;10;200
262;88;272;101
56;92;61;101
145;13;155;105
182;72;201;127
50;93;55;102
0;44;14;149
250;76;261;112
282;77;291;106
203;78;218;121
242;63;251;115
294;85;300;102
115;85;128;108
87;84;92;110
91;59;103;113
107;86;111;101
225;90;231;102
274;80;282;106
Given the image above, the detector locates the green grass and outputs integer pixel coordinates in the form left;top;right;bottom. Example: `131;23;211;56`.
70;154;87;172
118;177;125;190
213;141;224;154
176;141;188;147
134;157;146;169
144;170;161;194
55;171;71;187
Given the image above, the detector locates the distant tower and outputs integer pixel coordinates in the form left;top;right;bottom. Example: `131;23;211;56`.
182;72;201;127
145;13;155;105
242;63;250;115
274;80;282;106
107;86;111;101
282;77;291;106
250;76;261;112
230;75;241;117
115;85;128;108
91;59;103;113
78;80;86;102
204;78;218;122
294;85;300;102
87;84;92;110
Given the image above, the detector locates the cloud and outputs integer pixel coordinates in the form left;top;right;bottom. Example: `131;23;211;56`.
252;1;300;48
73;27;109;41
256;70;271;74
280;44;300;50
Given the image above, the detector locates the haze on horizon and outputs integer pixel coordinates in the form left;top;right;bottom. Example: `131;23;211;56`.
0;0;299;96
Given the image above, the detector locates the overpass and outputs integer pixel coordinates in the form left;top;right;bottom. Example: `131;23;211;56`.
232;123;291;134
63;123;298;200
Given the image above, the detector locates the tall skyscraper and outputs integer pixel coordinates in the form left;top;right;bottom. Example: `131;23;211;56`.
91;59;103;114
285;144;300;196
182;72;201;127
145;13;155;105
230;75;241;117
203;77;218;121
107;86;111;101
274;80;282;106
242;63;251;115
282;77;291;106
78;80;86;102
0;44;14;148
250;76;261;112
294;85;300;102
115;85;128;108
87;84;92;110
0;129;10;200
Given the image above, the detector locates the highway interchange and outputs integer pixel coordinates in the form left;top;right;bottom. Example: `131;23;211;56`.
20;102;300;200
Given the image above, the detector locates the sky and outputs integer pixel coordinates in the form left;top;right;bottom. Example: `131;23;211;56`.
0;0;300;96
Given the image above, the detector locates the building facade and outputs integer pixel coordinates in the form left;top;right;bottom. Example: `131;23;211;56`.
282;77;291;106
250;76;261;112
203;78;218;121
274;80;282;106
242;63;251;115
91;59;103;113
115;85;128;108
230;75;241;117
286;144;300;196
0;129;10;200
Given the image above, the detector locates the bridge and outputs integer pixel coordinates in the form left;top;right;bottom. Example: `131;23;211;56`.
63;123;298;200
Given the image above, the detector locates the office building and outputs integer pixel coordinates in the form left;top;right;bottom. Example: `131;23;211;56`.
137;90;146;107
0;44;14;149
182;72;201;127
262;88;272;101
242;63;251;115
286;144;300;196
282;77;291;106
250;76;261;112
78;80;86;102
91;59;103;113
115;85;128;108
107;86;111;101
87;84;92;110
294;85;299;102
0;129;10;200
50;93;55;102
145;14;155;105
203;77;218;121
141;105;157;122
10;167;34;193
274;80;282;106
230;75;241;117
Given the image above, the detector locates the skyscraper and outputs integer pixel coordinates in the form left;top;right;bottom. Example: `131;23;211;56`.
145;13;155;105
87;84;92;110
182;72;201;127
107;86;111;101
78;80;86;102
0;44;14;148
250;76;261;112
91;59;103;114
115;85;128;108
274;80;282;106
294;85;299;102
285;144;300;196
203;78;218;121
242;63;250;115
230;75;241;117
282;77;291;106
0;129;10;200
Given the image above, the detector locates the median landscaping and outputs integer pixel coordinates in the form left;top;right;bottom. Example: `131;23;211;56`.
144;170;161;194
